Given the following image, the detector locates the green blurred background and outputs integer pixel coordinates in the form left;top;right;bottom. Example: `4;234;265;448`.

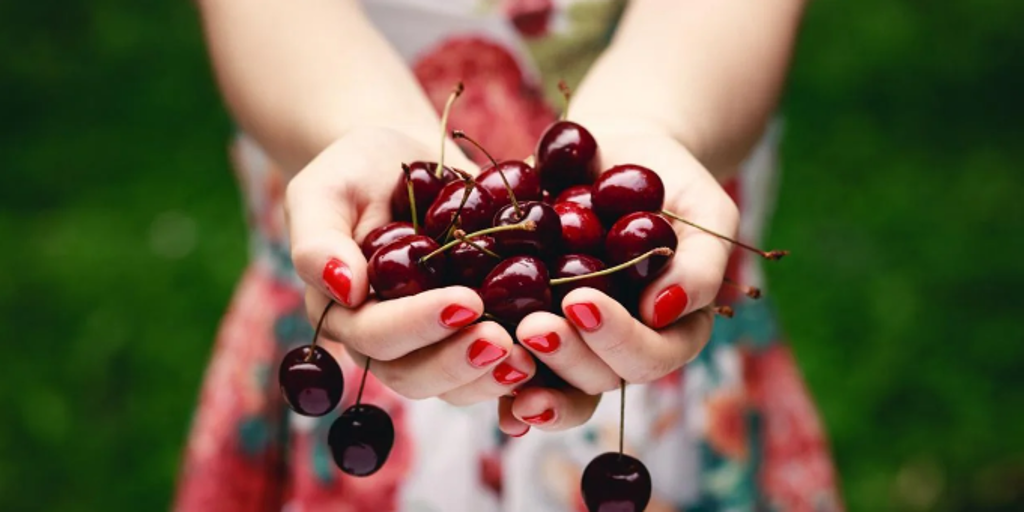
2;1;1022;511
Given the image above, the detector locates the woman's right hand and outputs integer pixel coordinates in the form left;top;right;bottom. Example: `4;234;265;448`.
286;127;538;408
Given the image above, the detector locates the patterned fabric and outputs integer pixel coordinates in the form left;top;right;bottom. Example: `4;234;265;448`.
174;1;844;510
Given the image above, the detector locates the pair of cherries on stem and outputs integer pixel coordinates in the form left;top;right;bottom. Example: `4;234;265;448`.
278;302;395;477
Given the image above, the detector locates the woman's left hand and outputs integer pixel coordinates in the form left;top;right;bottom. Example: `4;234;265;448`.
498;121;740;435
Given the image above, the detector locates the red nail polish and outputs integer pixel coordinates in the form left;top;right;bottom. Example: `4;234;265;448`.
522;332;560;354
493;362;528;386
510;425;530;438
653;285;689;328
467;339;508;368
522;409;555;425
565;303;602;332
440;304;478;328
322;259;352;306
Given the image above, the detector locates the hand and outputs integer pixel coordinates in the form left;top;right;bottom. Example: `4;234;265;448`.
499;122;739;435
287;127;539;405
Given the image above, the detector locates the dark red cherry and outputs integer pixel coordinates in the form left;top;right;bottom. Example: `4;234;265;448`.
477;161;542;208
554;202;603;255
554;184;593;209
279;345;343;417
535;121;600;194
328;404;395;477
368;235;446;300
389;161;459;221
492;201;562;256
448;235;500;288
360;222;416;260
550;254;615;306
541;189;554;205
591;164;665;225
424;180;496;239
580;452;652;512
605;212;677;284
479;256;552;324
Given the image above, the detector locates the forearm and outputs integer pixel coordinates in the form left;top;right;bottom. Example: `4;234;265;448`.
571;0;807;175
197;0;440;174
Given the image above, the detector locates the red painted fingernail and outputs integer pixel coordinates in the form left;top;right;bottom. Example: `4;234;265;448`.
493;362;529;386
322;259;352;306
565;303;602;332
440;304;478;328
510;425;530;438
467;339;508;368
653;285;689;328
522;332;560;354
522;409;555;425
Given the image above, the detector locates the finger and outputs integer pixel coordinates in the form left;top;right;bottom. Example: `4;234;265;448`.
516;311;620;395
643;180;739;328
439;345;536;406
498;396;530;437
350;321;513;400
562;287;715;383
510;386;601;432
306;285;483;361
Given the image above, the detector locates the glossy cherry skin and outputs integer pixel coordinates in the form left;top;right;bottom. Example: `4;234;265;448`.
554;202;604;255
591;164;665;225
328;404;395;477
550;254;616;306
492;201;562;256
477;161;542;208
479;256;552;324
580;452;652;512
389;161;459;221
368;235;446;300
554;184;593;210
279;345;343;417
535;121;600;194
448;235;500;288
423;180;496;239
360;222;417;260
605;212;677;284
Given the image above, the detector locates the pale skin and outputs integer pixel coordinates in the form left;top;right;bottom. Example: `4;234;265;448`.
198;0;806;436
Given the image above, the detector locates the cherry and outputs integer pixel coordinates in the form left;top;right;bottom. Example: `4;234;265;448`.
580;452;652;512
423;179;496;239
279;302;344;417
554;184;593;209
554;202;603;255
591;164;665;225
477;161;542;207
368;235;447;300
360;221;416;260
479;256;552;324
535;120;600;194
604;212;677;284
389;161;459;221
550;254;615;306
329;403;395;477
492;201;562;256
448;234;500;288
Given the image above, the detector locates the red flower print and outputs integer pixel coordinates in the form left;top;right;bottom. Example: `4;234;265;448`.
705;387;750;460
502;0;554;38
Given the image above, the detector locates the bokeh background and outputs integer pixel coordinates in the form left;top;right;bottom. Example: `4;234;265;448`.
2;1;1022;511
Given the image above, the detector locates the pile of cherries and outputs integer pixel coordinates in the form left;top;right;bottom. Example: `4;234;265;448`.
278;83;784;511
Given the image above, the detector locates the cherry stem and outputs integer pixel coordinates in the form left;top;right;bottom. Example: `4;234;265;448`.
618;378;625;455
452;130;522;219
454;231;501;259
549;247;674;285
436;82;464;179
435;168;480;244
713;304;735;318
355;357;371;406
304;301;335;362
558;79;571;121
420;220;537;263
401;163;419;233
723;277;761;299
661;210;788;260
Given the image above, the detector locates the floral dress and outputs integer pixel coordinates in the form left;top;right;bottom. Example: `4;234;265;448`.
173;1;844;511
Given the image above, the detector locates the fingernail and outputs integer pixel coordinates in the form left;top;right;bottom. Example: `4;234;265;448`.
522;332;560;354
565;302;602;332
322;258;352;306
653;285;689;328
522;409;555;425
467;339;508;368
510;425;530;438
493;362;529;386
440;304;478;328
